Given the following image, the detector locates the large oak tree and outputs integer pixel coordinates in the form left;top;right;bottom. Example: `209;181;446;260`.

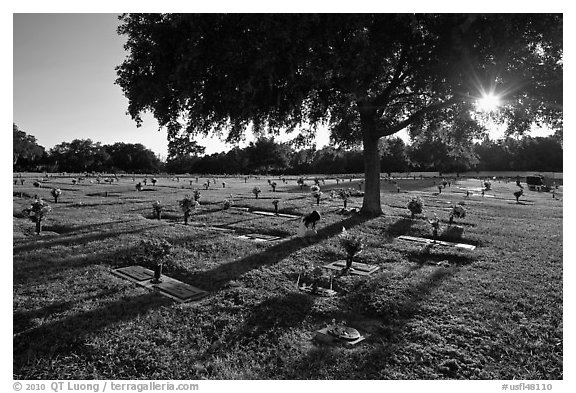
116;14;562;215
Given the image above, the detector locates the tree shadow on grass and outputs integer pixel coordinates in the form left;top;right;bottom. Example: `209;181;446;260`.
175;214;374;292
13;223;166;254
386;217;417;237
13;292;173;379
282;265;461;379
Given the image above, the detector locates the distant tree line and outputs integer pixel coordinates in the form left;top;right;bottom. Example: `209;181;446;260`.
14;123;562;175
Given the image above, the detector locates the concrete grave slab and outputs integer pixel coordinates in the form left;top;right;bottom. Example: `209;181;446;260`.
112;265;208;303
323;261;380;276
397;235;476;250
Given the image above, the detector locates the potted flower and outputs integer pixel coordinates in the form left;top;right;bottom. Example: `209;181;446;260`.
449;205;466;225
151;178;157;186
338;227;363;270
203;182;210;190
514;189;523;203
252;186;261;199
135;182;143;192
23;197;52;234
272;199;280;214
297;177;305;190
310;185;322;205
193;189;201;202
50;188;62;204
152;200;163;219
222;181;226;188
271;181;277;192
222;199;232;210
141;238;172;283
338;189;351;210
484;181;491;191
428;214;440;241
179;195;200;225
407;196;423;219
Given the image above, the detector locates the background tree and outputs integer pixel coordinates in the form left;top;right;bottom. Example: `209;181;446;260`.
13;123;45;169
379;137;410;175
105;142;162;173
116;14;562;214
245;137;290;174
49;139;110;173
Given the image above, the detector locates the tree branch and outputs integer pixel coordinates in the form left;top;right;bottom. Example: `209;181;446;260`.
375;97;460;138
373;49;407;113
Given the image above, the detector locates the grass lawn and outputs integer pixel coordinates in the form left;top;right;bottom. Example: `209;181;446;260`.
12;174;562;379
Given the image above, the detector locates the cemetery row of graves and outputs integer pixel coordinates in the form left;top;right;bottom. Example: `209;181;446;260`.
13;173;562;379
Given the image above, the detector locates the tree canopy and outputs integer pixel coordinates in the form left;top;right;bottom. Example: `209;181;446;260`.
13;123;45;167
116;14;562;214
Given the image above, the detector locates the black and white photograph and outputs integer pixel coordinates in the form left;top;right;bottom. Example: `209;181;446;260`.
9;2;568;390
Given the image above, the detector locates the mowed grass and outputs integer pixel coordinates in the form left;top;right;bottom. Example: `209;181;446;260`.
13;174;562;379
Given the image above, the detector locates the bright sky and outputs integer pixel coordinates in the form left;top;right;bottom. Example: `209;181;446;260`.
13;13;332;159
13;12;559;161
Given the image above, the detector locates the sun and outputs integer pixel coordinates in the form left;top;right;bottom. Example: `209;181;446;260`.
476;93;501;112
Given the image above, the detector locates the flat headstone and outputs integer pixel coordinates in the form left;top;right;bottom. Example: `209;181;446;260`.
252;211;300;219
113;265;155;281
323;261;380;276
397;235;476;250
246;233;282;241
154;281;207;301
112;265;208;303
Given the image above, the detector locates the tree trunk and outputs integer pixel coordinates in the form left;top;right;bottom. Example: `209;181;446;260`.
360;110;383;216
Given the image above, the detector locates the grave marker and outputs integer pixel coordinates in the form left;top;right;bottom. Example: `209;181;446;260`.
323;261;380;276
397;235;476;250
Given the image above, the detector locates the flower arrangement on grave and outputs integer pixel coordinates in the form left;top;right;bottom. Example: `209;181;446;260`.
428;214;440;240
20;178;25;185
449;205;466;225
310;185;322;205
272;198;280;214
71;178;77;185
407;196;423;219
141;238;172;283
252;186;261;199
135;182;143;191
222;199;232;209
437;185;443;193
50;188;62;204
222;181;226;188
179;195;200;225
297;177;305;189
339;227;363;270
203;182;210;190
484;181;491;190
22;197;52;234
152;200;163;219
151;178;157;186
33;181;41;188
271;181;277;192
193;189;201;201
514;189;523;203
338;188;351;209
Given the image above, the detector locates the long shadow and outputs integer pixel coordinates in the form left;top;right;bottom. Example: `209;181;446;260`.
42;219;133;235
13;292;172;378
282;265;461;379
13;223;165;254
386;217;416;237
176;214;373;292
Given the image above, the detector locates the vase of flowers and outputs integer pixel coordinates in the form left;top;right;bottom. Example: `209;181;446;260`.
141;238;172;283
179;195;199;225
449;205;466;225
339;227;363;270
310;185;322;205
152;200;163;219
338;189;351;210
407;196;423;219
252;187;261;199
272;199;279;214
23;197;52;234
428;214;440;241
51;188;62;204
